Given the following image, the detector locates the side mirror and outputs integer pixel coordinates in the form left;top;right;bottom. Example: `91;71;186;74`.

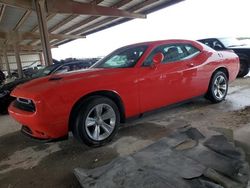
151;53;164;68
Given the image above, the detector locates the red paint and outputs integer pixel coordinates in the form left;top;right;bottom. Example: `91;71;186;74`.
8;40;239;139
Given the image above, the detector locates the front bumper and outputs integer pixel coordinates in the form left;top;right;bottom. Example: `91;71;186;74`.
21;126;68;142
8;100;69;139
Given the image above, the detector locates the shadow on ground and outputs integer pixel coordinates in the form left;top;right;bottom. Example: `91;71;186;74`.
0;122;170;188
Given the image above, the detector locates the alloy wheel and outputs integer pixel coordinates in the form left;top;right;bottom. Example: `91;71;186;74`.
213;75;227;100
85;103;116;141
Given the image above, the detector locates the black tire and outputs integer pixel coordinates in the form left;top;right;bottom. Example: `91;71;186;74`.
72;96;120;147
206;71;228;103
237;60;249;78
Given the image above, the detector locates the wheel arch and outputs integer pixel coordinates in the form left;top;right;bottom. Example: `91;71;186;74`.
68;90;126;131
212;67;229;80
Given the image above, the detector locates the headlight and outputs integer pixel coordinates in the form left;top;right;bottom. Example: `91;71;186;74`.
0;90;10;98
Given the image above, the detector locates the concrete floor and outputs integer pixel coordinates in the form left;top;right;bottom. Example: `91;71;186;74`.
1;75;250;188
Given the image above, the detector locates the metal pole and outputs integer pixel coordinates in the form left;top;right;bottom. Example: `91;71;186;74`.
13;44;23;78
0;55;3;70
35;0;53;66
39;52;45;65
3;49;11;77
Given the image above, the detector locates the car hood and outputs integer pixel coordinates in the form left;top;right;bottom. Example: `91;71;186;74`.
11;68;134;99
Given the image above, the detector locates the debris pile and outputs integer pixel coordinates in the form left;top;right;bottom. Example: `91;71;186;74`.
74;127;249;188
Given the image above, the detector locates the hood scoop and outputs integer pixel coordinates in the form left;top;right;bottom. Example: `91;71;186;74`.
49;77;63;81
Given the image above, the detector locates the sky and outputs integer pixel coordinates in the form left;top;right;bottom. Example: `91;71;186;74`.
52;0;250;60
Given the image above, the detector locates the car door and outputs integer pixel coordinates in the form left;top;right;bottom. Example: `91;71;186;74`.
137;43;202;113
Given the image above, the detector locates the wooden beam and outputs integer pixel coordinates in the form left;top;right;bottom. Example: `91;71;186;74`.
0;54;3;70
13;10;32;31
22;32;85;40
29;0;104;45
72;0;159;36
27;13;58;46
3;49;10;76
48;0;104;33
0;4;6;23
0;0;32;10
31;13;56;32
51;0;158;45
0;31;85;42
0;0;145;19
52;0;136;36
39;52;45;65
35;0;52;66
13;44;24;78
46;0;146;19
2;44;57;51
49;0;149;46
28;15;78;45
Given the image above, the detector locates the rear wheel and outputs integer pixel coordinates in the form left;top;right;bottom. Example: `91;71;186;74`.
237;60;249;78
72;96;120;146
206;71;228;103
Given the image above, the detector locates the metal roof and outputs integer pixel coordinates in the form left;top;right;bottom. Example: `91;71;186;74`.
0;0;184;53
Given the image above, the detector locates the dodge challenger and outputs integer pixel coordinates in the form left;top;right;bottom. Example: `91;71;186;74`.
8;39;239;146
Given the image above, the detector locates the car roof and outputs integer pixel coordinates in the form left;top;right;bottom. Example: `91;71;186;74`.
127;39;198;47
117;39;203;52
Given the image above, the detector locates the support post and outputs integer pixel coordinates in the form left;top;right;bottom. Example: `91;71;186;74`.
3;49;11;77
13;44;23;78
35;0;52;66
0;55;3;70
39;52;45;65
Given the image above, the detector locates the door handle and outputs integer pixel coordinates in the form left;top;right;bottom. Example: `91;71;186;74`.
187;63;195;67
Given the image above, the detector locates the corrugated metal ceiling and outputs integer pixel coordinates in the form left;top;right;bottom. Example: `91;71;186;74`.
0;0;184;52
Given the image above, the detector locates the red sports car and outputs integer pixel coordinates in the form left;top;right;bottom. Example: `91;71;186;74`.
9;39;239;146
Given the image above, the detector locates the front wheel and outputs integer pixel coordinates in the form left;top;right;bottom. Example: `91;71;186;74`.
72;96;120;146
206;71;228;103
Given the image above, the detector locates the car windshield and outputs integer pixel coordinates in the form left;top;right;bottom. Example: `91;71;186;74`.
92;45;148;68
31;64;58;78
219;38;245;47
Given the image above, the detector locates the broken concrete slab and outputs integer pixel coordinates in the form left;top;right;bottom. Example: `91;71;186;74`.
234;124;250;162
74;127;249;188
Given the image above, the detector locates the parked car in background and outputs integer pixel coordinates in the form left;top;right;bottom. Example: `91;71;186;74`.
9;39;239;146
0;69;5;85
10;60;43;78
238;37;250;46
198;37;250;77
0;59;97;114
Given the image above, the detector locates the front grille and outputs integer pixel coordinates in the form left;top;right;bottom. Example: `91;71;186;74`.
13;98;36;112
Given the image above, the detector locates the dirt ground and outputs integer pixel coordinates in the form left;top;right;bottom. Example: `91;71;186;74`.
0;75;250;188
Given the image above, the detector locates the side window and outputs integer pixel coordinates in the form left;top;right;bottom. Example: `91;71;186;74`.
143;43;200;66
162;45;188;63
183;45;201;59
98;45;147;68
54;65;70;74
69;63;82;71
